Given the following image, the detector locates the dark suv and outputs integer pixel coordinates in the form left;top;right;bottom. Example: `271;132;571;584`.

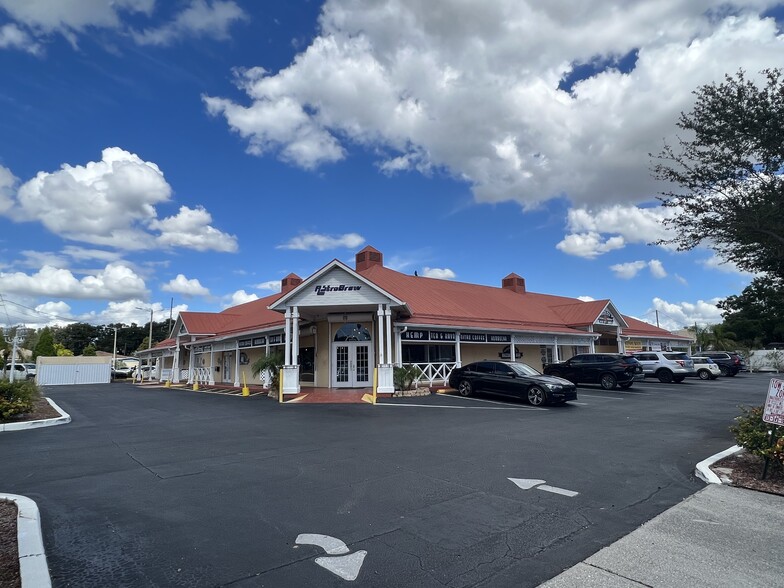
702;352;745;376
542;353;644;390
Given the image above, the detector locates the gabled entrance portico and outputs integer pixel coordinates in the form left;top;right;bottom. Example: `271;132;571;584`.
269;251;407;395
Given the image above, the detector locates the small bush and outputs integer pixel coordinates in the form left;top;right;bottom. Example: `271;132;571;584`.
393;365;422;391
729;405;784;466
0;379;39;420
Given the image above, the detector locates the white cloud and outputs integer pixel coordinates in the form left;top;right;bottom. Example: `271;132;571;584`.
422;267;456;280
150;206;238;252
0;0;244;51
224;289;258;308
674;274;688;285
277;232;365;251
648;296;724;331
577;295;595;302
0;263;147;300
132;1;247;46
556;232;625;258
0;23;41;54
204;2;784;209
648;259;667;279
77;299;185;327
610;260;647;279
161;274;210;297
3;148;236;253
255;280;282;292
699;253;756;276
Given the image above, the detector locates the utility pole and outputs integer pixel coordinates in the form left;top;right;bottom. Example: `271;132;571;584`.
655;310;660;328
3;326;27;383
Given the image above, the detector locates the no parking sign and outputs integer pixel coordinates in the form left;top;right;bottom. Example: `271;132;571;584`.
763;378;784;425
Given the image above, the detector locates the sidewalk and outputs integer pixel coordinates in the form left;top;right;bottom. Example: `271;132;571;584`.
540;483;783;587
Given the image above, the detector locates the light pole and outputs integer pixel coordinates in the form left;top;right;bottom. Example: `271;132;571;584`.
112;326;118;373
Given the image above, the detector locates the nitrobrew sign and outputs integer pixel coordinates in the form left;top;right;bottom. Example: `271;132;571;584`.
315;284;362;296
763;378;784;425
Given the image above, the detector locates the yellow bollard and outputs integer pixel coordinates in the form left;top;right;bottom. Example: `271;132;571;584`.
193;382;199;391
278;368;283;403
165;380;171;388
242;372;250;397
373;368;377;405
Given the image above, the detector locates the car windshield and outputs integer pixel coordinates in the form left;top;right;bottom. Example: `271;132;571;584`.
509;362;541;376
663;353;690;360
24;364;36;369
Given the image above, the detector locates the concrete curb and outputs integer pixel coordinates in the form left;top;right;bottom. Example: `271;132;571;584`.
0;494;51;588
695;444;743;484
0;398;71;432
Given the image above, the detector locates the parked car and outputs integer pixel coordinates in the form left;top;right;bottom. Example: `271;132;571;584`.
4;363;36;380
543;353;644;390
690;357;721;380
447;360;576;406
701;352;745;376
111;368;131;379
630;351;696;383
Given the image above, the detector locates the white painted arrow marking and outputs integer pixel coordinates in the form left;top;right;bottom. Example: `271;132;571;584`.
295;533;350;555
315;551;367;581
508;478;546;490
295;534;366;581
537;484;579;497
508;478;579;497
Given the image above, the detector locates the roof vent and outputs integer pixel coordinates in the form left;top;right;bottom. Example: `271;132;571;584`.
356;245;383;272
502;273;526;294
281;273;303;294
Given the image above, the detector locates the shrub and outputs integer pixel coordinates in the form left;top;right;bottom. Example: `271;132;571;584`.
0;379;39;420
729;405;784;466
393;365;422;391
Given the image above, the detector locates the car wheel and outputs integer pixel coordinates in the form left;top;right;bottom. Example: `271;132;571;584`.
527;386;547;406
719;365;730;377
673;376;685;383
657;369;674;383
619;382;633;389
698;369;711;380
599;373;617;390
458;380;473;397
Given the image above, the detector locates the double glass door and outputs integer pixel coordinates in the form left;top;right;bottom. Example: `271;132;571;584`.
332;342;372;387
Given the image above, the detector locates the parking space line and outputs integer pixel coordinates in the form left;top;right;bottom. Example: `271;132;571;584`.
374;402;546;411
571;393;624;400
570;401;589;406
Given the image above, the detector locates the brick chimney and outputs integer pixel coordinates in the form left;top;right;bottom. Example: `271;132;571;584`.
355;246;383;272
502;273;526;294
281;273;302;294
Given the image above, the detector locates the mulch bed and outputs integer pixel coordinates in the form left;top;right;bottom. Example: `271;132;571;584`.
0;500;20;588
0;397;60;424
711;450;784;496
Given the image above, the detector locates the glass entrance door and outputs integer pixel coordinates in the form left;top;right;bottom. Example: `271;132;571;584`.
332;342;372;387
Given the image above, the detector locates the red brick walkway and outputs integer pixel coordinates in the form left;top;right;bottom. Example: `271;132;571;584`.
284;388;371;403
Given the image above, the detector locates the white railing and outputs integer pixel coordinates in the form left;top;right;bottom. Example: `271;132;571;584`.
161;369;172;382
259;368;273;389
403;362;458;387
193;367;211;384
179;369;189;381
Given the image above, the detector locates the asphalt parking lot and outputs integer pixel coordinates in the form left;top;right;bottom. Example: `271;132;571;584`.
0;374;774;587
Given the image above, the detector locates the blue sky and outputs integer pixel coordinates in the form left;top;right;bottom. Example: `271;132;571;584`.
0;1;782;333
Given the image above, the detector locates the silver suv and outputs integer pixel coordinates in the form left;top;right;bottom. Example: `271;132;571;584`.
630;351;696;383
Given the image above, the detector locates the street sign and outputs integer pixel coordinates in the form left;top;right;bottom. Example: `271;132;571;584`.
763;378;784;425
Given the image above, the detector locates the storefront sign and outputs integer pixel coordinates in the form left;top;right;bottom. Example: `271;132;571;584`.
268;334;283;344
460;333;486;342
252;337;266;346
430;331;456;341
625;340;643;352
763;378;784;425
314;284;362;296
401;330;429;341
193;344;212;353
487;334;511;343
238;339;252;348
596;310;616;325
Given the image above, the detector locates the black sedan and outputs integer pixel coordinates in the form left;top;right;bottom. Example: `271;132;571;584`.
543;353;644;390
447;360;576;406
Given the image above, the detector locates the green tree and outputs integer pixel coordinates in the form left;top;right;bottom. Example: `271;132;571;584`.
719;276;784;347
54;343;74;357
54;322;98;355
82;344;97;356
33;327;56;359
652;69;784;279
703;324;737;351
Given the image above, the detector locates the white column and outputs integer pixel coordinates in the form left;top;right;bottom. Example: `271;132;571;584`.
284;308;292;365
588;326;595;353
209;347;215;385
292;306;300;366
187;346;195;383
616;326;623;353
385;308;392;365
510;340;516;362
173;337;181;383
553;337;560;362
377;304;385;365
395;328;403;367
455;332;462;367
234;341;241;387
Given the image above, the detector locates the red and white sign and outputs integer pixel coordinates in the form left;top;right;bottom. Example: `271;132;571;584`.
763;378;784;425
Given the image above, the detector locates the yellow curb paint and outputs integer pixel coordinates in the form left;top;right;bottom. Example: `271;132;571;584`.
242;373;250;396
361;393;374;404
164;380;171;388
436;388;456;394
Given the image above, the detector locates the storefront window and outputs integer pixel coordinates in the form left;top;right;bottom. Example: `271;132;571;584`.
402;344;456;363
299;347;315;382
